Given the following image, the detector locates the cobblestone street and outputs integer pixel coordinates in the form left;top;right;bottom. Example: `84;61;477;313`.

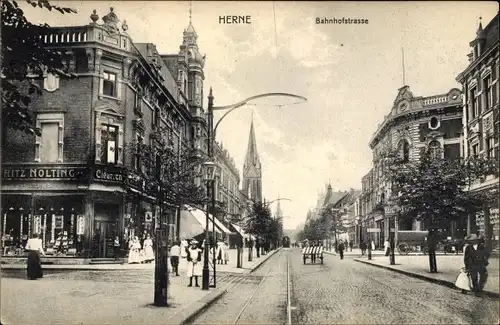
190;248;499;325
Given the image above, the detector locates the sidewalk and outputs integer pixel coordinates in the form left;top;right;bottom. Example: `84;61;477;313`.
1;247;268;273
354;254;500;298
0;248;280;325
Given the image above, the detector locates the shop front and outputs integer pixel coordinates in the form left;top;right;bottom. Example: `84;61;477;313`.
1;164;90;261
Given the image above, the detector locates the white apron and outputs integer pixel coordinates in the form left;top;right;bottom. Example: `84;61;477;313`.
128;241;142;264
186;247;202;277
143;239;155;261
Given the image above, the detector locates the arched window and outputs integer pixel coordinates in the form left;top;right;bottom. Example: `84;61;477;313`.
428;140;441;158
398;139;410;162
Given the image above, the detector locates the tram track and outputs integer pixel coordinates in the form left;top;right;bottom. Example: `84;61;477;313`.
186;248;292;325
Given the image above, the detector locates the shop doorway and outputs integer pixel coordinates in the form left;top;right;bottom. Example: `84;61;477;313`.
93;203;119;258
93;221;116;258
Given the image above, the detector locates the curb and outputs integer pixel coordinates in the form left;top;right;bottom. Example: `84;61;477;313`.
249;248;281;274
354;259;500;299
169;248;282;325
169;286;229;325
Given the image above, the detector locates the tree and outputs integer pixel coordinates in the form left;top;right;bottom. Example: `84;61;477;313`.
320;203;347;242
243;201;282;251
381;147;498;233
2;0;76;135
126;126;208;307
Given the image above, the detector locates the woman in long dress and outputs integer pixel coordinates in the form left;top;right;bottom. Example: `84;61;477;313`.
25;233;45;280
223;241;230;265
186;239;202;287
180;238;188;259
142;234;154;263
128;236;141;264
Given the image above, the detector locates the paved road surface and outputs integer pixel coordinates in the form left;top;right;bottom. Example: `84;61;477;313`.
188;249;288;325
192;248;499;324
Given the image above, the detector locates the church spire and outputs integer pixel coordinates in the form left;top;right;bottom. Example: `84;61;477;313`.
244;115;260;168
242;114;262;202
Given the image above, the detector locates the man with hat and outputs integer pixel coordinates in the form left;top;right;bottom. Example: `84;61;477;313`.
186;239;202;287
464;234;489;295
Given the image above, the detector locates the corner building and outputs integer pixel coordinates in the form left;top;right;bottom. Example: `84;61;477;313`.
1;8;209;262
367;86;463;244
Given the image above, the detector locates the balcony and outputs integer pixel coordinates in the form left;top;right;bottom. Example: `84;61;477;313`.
42;26;131;52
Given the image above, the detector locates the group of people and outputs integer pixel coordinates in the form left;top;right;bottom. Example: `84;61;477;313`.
127;234;155;264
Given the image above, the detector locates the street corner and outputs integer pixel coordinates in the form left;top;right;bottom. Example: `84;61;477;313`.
168;287;229;325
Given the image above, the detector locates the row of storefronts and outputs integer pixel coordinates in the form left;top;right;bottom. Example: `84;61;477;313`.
0;164;242;261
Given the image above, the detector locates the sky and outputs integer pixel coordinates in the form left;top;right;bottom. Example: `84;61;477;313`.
23;1;498;229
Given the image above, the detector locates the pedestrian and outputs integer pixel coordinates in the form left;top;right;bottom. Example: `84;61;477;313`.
464;234;489;296
223;241;230;265
170;241;181;276
311;242;318;263
360;241;367;255
338;241;345;260
186;239;202;287
384;239;391;257
427;229;438;273
180;238;188;259
114;236;121;261
143;234;155;263
371;240;375;251
216;240;224;264
128;236;141;264
25;233;45;280
349;240;353;252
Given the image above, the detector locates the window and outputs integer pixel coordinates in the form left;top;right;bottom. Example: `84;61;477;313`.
398;140;410;162
35;113;64;163
39;123;60;162
428;140;441;159
134;89;142;113
470;87;478;119
472;143;479;157
102;72;116;97
484;75;492;110
155;152;162;178
135;133;144;171
487;136;496;159
153;107;161;128
100;124;119;164
429;116;440;130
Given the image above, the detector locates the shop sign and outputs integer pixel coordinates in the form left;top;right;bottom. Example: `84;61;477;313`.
94;166;125;183
2;166;87;180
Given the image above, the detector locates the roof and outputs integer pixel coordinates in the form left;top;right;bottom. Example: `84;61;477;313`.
481;13;499;52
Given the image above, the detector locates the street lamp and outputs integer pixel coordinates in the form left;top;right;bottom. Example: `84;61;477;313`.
202;160;216;291
204;89;307;289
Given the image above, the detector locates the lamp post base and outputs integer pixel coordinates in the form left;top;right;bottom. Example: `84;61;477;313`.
202;267;210;290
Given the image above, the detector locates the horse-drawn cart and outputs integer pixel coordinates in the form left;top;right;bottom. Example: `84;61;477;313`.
397;231;429;255
302;246;324;264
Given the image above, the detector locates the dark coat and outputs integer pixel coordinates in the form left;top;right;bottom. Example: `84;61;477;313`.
464;243;489;270
338;243;345;251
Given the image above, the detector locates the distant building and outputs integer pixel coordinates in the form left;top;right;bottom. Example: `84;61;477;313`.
456;14;499;244
242;117;262;202
367;85;463;245
214;142;240;228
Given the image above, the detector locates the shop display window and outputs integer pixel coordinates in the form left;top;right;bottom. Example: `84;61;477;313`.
1;199;85;257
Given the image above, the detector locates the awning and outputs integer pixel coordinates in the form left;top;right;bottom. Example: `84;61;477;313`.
212;215;232;234
231;223;248;238
180;206;221;239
